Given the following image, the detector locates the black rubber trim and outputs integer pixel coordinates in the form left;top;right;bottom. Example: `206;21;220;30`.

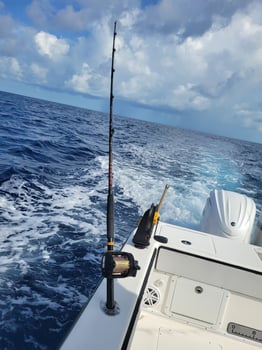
121;248;157;350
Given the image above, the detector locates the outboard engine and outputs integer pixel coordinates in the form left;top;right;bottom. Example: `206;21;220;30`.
253;212;262;246
200;190;256;243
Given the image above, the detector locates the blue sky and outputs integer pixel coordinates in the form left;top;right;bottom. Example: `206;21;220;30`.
0;0;261;143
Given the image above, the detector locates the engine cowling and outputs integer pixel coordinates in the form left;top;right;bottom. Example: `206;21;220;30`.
200;189;256;243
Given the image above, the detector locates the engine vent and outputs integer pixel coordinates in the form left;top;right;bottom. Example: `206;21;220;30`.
143;286;160;306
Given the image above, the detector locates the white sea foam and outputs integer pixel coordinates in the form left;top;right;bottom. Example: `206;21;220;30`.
0;171;107;275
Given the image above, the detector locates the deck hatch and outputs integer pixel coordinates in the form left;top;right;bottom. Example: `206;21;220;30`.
156;247;262;300
170;277;224;324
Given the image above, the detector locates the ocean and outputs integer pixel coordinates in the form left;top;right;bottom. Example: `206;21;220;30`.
0;90;261;349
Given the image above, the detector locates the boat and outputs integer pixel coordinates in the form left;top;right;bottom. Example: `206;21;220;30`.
59;187;262;349
59;22;262;349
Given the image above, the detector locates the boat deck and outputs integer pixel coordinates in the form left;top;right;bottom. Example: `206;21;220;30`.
60;222;262;350
129;224;262;349
129;310;261;349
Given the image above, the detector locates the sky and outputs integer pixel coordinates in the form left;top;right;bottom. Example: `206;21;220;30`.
0;0;261;143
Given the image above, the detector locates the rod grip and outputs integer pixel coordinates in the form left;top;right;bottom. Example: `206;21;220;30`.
107;193;115;243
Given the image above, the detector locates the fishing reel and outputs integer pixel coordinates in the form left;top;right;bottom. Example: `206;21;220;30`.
102;251;140;279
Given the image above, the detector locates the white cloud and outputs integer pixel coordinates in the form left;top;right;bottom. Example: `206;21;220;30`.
55;5;89;31
97;0;260;142
30;63;47;82
25;0;262;124
1;0;262;142
10;57;22;78
34;31;70;61
26;0;140;32
65;62;91;93
235;108;262;132
119;8;140;29
26;0;54;29
169;84;210;111
65;62;107;95
0;14;14;37
0;57;23;79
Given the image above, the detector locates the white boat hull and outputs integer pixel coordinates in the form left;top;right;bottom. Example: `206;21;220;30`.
60;219;262;349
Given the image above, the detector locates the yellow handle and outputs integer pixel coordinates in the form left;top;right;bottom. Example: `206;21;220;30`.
152;184;169;225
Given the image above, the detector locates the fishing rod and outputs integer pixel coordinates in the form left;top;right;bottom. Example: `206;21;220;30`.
106;20;117;311
102;21;140;314
102;22;169;313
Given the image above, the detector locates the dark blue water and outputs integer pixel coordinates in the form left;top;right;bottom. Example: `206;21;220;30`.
0;90;261;349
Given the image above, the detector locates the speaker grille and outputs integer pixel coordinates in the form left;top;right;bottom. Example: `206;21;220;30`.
143;286;160;306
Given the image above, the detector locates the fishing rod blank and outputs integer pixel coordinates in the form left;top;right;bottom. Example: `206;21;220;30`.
102;21;140;315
